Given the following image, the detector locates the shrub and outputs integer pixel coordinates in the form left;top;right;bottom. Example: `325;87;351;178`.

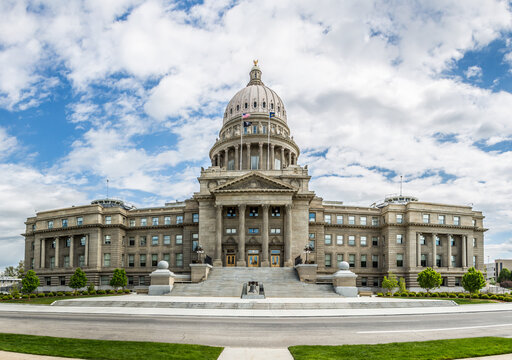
37;293;45;298
65;292;72;296
2;296;10;300
498;296;505;301
123;289;130;294
480;294;490;299
116;289;124;294
439;292;448;298
47;292;54;297
416;293;422;297
22;294;29;299
401;292;409;297
377;293;384;297
56;292;64;297
408;292;416;297
393;292;401;297
97;290;106;295
490;295;499;300
431;292;439;297
449;293;457;298
81;290;89;295
88;290;96;295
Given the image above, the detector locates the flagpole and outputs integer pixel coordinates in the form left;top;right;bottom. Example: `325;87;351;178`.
240;115;243;170
267;112;270;170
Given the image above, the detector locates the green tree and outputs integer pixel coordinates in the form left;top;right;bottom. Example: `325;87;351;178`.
462;267;486;298
382;272;398;294
69;268;88;294
110;269;127;290
4;260;24;279
21;270;40;295
417;267;442;293
497;268;511;284
398;277;407;293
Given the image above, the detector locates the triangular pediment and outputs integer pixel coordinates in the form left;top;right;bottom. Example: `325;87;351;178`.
212;172;296;193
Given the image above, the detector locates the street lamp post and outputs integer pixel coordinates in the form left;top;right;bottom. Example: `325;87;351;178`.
303;244;313;264
195;245;205;264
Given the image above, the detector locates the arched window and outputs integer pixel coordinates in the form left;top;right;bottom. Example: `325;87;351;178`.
245;102;248;109
270;103;274;110
230;108;233;114
262;101;266;108
236;105;240;111
253;101;257;108
278;106;280;112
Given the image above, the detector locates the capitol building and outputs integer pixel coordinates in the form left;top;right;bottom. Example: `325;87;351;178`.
23;62;485;291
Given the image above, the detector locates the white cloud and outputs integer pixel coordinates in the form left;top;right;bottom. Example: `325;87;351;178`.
464;65;483;79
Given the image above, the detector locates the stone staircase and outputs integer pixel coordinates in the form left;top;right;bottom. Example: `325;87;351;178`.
170;267;339;298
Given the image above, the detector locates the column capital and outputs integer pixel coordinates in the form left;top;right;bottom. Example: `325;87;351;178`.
258;142;263;147
270;144;275;149
262;204;270;211
238;204;247;211
285;204;292;211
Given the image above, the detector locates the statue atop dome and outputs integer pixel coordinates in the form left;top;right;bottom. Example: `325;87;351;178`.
253;59;258;65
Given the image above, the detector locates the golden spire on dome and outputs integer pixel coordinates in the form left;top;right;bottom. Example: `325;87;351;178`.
253;59;258;66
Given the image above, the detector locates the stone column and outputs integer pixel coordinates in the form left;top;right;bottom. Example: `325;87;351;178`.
235;145;239;170
34;238;41;269
84;235;89;267
69;236;74;268
432;233;437;267
447;234;452;268
258;142;263;170
288;151;292;167
54;237;59;268
280;147;285;169
417;233;421;267
462;235;467;267
224;148;229;169
270;144;275;170
41;239;46;269
246;143;251;170
214;205;223;267
237;204;246;266
214;154;218;167
261;204;270;267
284;204;293;267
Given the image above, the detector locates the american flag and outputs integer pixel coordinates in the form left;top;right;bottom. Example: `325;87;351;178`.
242;113;251;119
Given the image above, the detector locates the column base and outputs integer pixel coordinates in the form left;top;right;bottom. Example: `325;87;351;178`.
236;260;247;267
213;259;223;267
284;260;293;267
260;260;270;267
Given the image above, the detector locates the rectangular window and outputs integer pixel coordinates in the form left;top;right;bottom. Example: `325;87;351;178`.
226;228;237;234
337;254;344;263
140;236;147;246
227;159;235;170
152;217;159;226
66;238;71;247
128;276;134;286
472;219;476;226
336;235;343;245
193;213;199;223
361;277;368;287
360;236;367;246
360;254;367;267
451;255;456;267
372;237;378;246
59;276;65;286
473;238;476;247
226;207;237;217
176;234;183;244
48;220;53;229
152;236;159;246
451;237;455;246
349;254;355;267
309;233;315;239
192;240;199;252
336;215;343;224
473;256;476;266
152;254;158;266
455;277;462;286
436;254;442;267
249;207;259;217
62;219;68;227
129;237;135;246
176;215;183;224
51;240;56;249
348;216;355;225
308;239;315;250
140;218;147;226
274;158;281;169
348;235;355;246
373;278;379;287
270;228;281;234
104;235;111;245
324;214;331;224
248;228;259;234
105;216;111;225
454;216;460;225
360;217;367;225
372;255;378;268
396;254;404;267
421;254;427;267
138;276;145;286
324;234;332;245
396;234;403;244
128;255;134;267
163;253;170;263
140;254;146;267
64;256;70;268
45;277;51;286
164;216;171;225
251;156;259;170
101;276;109;286
438;215;445;225
176;253;183;267
103;253;111;267
420;235;426;245
325;254;332;268
163;235;171;245
372;217;379;226
79;255;85;267
436;236;441;246
271;207;281;217
129;219;135;227
76;217;83;226
309;212;316;222
396;214;403;224
423;214;430;224
252;125;258;134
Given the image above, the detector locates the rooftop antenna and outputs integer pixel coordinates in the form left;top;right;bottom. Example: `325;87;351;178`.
106;179;109;199
399;175;403;196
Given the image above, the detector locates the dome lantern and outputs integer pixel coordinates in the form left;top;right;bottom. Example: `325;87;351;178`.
247;59;263;86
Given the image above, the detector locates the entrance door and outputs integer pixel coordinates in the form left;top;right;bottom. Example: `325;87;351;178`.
226;254;235;267
248;255;259;267
271;255;280;267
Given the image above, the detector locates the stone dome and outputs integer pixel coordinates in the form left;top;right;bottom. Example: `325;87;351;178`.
223;61;287;124
157;260;169;269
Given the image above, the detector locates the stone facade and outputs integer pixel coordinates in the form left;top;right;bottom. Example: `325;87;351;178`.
22;63;486;290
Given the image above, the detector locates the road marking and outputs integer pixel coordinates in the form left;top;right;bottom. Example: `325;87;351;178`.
358;323;512;334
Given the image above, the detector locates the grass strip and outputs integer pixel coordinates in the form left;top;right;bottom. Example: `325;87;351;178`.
1;294;126;305
0;333;223;360
289;337;512;360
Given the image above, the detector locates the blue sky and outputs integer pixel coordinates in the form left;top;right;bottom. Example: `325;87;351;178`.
1;0;512;270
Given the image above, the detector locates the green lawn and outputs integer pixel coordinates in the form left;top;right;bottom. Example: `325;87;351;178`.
0;333;222;360
1;294;126;305
289;337;512;360
450;298;497;304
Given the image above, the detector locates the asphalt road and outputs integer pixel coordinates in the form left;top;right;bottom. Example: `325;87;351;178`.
0;310;512;347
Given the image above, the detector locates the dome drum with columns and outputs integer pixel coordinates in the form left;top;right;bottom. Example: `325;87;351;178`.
209;62;300;171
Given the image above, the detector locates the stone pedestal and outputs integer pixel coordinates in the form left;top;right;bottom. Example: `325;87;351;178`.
149;260;175;295
332;261;358;297
190;263;213;283
295;264;318;283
